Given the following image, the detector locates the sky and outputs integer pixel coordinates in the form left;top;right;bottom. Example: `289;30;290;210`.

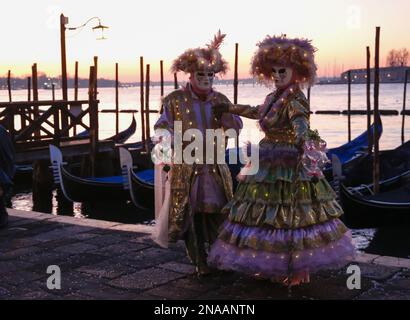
0;0;409;82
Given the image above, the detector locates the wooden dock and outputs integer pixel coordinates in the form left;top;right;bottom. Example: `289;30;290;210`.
1;209;410;300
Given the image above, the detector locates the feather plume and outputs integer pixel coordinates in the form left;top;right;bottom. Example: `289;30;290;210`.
208;30;226;50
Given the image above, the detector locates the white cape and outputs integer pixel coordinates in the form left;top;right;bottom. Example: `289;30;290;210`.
152;164;171;248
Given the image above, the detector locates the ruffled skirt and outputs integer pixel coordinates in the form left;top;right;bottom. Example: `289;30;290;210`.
208;142;356;280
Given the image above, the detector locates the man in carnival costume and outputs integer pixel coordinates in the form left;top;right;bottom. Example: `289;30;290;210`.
153;31;243;276
208;35;356;286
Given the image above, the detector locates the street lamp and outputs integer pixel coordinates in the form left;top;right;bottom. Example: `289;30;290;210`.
60;14;109;101
59;14;108;131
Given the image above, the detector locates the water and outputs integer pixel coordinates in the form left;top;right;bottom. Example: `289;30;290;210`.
3;83;410;258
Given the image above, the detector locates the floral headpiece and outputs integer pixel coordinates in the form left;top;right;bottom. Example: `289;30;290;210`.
251;35;318;87
171;30;228;74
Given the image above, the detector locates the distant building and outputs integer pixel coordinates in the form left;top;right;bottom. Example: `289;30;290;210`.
340;66;409;83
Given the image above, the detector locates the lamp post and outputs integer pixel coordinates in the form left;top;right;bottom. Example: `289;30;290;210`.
59;13;108;133
59;14;109;101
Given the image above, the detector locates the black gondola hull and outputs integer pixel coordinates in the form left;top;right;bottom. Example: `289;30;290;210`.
340;183;410;228
130;170;154;210
61;166;128;202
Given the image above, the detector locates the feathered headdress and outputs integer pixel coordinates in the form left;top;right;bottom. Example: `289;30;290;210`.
251;35;318;87
171;30;228;74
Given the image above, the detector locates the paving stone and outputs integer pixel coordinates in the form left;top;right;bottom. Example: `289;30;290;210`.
352;253;380;264
108;267;185;290
92;242;150;257
157;261;196;275
78;286;142;300
2;270;46;286
70;233;101;241
293;274;372;300
13;290;62;300
6;210;410;300
76;260;137;279
131;293;166;300
384;277;410;293
36;238;81;251
0;237;41;251
0;246;42;261
356;286;410;300
84;234;127;247
32;271;107;297
108;223;153;234
145;283;200;300
54;242;99;254
373;256;410;268
0;286;13;299
345;263;402;281
0;260;34;275
21;251;72;270
115;247;185;270
172;276;220;293
57;253;108;270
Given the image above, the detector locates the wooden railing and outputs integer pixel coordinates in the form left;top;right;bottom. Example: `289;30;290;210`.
0;99;99;151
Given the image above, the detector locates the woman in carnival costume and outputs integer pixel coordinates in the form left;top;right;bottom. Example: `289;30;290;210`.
208;35;356;286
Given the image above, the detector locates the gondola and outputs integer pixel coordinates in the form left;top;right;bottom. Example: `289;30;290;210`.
323;121;383;180
49;145;129;203
77;115;136;144
340;171;410;228
334;141;410;228
15;116;136;186
119;147;154;210
119;147;241;210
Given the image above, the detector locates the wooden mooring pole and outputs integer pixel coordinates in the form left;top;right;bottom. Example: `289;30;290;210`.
402;69;409;144
366;46;372;153
94;56;98;100
7;70;12;102
373;27;381;194
74;61;79;101
140;56;146;147
115;62;119;135
32;63;40;137
347;70;352;142
88;66;98;177
234;43;240;163
60;14;69;133
174;73;178;89
145;64;151;153
32;160;54;214
160;60;164;97
27;77;31;101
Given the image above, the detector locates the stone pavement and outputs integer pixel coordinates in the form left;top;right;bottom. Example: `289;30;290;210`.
1;209;410;300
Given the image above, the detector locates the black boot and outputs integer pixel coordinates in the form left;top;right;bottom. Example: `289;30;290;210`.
0;198;8;229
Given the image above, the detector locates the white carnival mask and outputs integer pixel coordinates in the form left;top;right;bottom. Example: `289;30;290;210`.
192;70;215;92
272;66;293;87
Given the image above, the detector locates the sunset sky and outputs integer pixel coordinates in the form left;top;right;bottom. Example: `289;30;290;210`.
1;0;409;82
